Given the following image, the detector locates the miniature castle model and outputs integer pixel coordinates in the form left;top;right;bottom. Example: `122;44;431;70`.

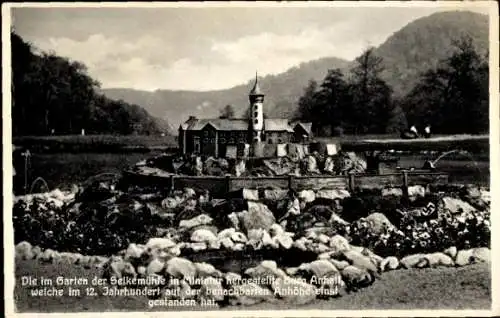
178;73;312;158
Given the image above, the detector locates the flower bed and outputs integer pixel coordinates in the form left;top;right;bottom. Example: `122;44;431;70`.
13;182;490;261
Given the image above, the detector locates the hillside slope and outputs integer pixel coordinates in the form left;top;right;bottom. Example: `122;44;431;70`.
102;57;349;129
102;10;488;129
375;10;489;97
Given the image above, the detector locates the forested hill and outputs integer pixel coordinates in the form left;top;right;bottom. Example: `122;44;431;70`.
11;32;171;136
102;57;350;128
102;10;488;129
374;10;489;98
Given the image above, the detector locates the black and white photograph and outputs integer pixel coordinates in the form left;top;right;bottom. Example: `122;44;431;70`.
3;1;499;315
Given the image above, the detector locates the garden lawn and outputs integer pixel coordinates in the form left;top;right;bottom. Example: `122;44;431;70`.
14;259;490;312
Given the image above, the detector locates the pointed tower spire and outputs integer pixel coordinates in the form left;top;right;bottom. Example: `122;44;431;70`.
249;71;264;96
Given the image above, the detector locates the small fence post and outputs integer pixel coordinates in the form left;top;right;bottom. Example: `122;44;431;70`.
402;170;409;205
169;175;175;194
288;174;295;191
225;175;231;193
348;172;356;192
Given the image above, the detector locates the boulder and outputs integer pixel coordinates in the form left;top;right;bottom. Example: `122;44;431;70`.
124;243;147;262
351;246;384;266
58;252;80;264
297;260;340;278
91;256;109;268
312;243;331;254
420;252;454;268
187;242;208;252
161;197;184;210
179;214;213;229
273;234;294;249
217;228;237;240
195;263;223;278
15;241;34;260
317;234;330;245
380;256;399;272
244;260;287;287
340;265;373;292
269;223;285;237
299;190;316;203
438;197;476;215
329;212;349;225
455;248;491;266
230;232;248;243
183;187;197;199
358;213;396;236
219;237;235;250
190;229;217;243
233;243;245;251
238;202;276;232
165;257;196;280
382;188;403;197
39;249;58;263
102;259;137;280
480;189;491;204
329;235;350;254
400;254;426;269
146;238;176;250
207;240;221;250
147;258;165;275
338;250;379;278
271;277;317;305
286;198;301;216
443;246;458;259
77;255;93;268
137;266;147;277
31;246;42;259
329;259;350;271
293;237;310;251
316;189;350;201
227;212;241;230
408;185;426;200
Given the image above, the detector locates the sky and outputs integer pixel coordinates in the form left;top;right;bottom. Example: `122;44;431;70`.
11;4;490;92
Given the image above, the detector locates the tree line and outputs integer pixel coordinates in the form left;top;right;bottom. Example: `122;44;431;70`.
296;36;489;136
11;31;168;136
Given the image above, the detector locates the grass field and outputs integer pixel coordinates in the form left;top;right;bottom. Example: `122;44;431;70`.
13;259;490;312
12;152;160;194
13;135;177;153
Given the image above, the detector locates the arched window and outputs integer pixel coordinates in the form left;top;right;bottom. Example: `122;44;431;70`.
254;119;259;125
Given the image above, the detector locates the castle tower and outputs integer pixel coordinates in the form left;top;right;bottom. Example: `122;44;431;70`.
249;72;265;143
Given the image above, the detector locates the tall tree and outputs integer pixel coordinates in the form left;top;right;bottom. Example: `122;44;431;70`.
315;69;351;135
11;31;168;136
348;48;394;134
402;35;489;134
219;104;235;119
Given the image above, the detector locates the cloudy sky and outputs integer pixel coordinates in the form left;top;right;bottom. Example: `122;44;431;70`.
11;4;489;92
